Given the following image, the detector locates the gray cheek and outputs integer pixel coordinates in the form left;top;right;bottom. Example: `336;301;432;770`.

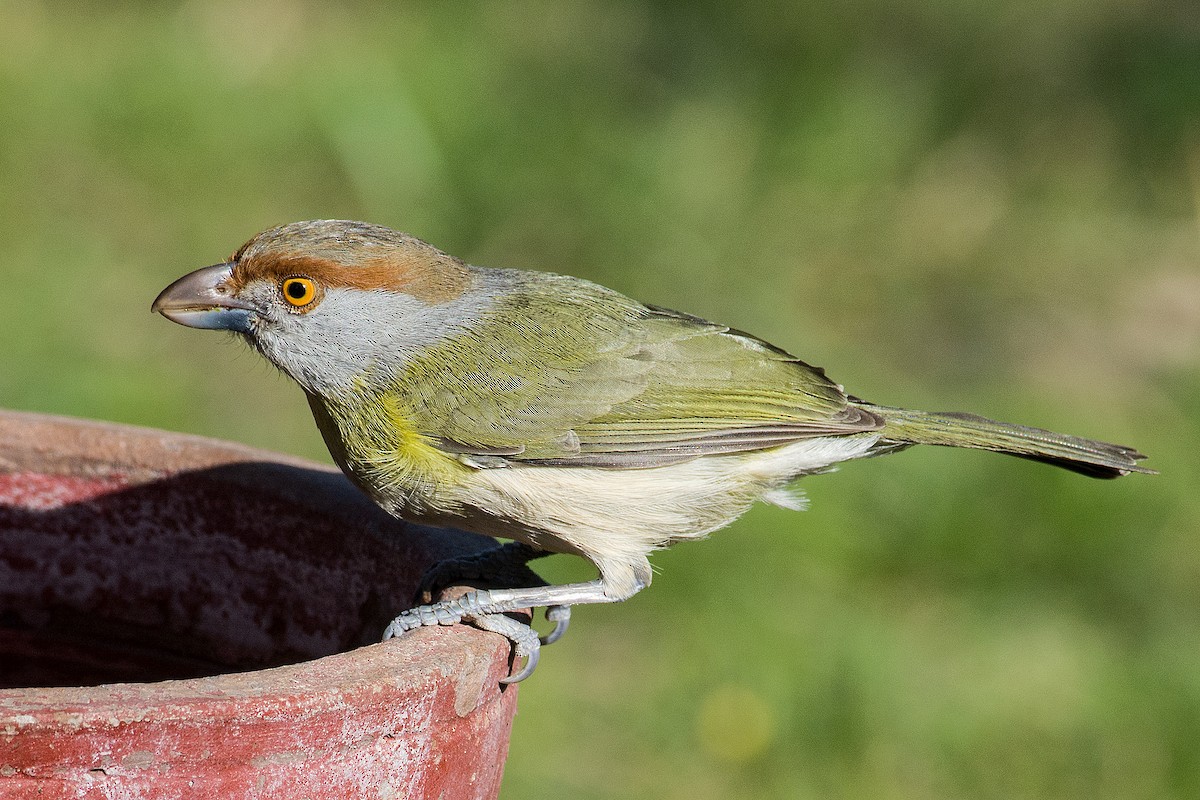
247;291;405;396
247;286;499;398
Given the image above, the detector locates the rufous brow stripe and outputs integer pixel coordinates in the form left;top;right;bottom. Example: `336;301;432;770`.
231;251;471;304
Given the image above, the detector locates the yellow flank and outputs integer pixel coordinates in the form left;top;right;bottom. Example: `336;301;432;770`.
316;387;470;513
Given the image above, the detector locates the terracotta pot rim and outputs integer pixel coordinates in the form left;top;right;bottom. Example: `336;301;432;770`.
0;630;510;725
0;408;322;480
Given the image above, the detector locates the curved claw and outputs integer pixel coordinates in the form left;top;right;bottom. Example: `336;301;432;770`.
540;605;571;646
466;611;543;684
501;644;540;684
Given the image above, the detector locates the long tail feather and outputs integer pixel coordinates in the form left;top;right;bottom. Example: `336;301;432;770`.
863;405;1154;479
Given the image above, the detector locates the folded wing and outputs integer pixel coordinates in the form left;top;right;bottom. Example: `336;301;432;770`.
396;274;882;468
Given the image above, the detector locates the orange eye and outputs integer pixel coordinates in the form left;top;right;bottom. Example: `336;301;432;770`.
280;277;318;308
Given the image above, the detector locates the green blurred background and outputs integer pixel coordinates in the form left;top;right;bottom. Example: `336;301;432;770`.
2;1;1196;797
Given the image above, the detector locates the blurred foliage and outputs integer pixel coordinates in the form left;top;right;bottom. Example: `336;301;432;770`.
1;1;1197;797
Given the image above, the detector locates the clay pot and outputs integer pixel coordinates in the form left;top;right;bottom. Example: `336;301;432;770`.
0;410;517;799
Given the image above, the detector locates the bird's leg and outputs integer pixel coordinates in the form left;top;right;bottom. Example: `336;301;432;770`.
383;574;647;684
415;541;571;645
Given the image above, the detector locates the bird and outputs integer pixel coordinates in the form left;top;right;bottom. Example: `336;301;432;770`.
153;219;1153;682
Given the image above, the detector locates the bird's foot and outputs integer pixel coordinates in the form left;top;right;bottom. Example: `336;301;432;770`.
465;613;543;683
382;588;543;684
383;578;634;683
415;542;570;646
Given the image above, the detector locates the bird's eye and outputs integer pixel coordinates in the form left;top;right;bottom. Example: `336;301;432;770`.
280;277;318;308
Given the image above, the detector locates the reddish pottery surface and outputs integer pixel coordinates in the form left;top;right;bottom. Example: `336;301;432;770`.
0;410;518;799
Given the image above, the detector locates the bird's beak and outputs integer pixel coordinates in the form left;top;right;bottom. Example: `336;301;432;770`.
152;262;256;333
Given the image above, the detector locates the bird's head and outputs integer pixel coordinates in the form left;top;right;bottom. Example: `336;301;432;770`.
153;220;474;396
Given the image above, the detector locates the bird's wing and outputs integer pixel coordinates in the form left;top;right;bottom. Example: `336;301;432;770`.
395;273;882;468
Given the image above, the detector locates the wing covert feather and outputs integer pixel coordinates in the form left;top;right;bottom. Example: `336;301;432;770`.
393;272;881;466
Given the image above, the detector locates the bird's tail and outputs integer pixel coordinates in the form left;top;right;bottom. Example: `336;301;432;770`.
861;404;1154;479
